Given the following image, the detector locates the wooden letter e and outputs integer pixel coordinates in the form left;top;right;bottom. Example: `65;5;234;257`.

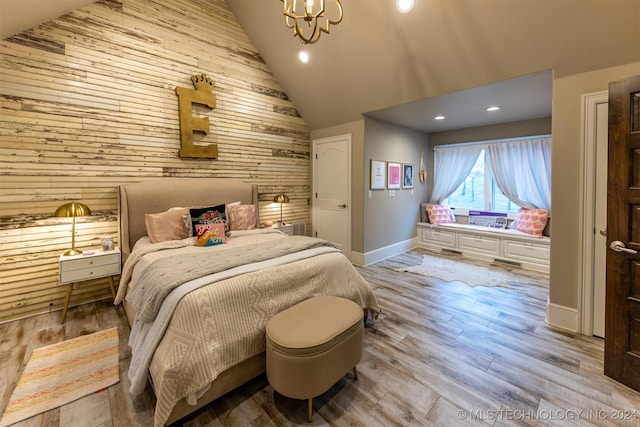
176;74;218;158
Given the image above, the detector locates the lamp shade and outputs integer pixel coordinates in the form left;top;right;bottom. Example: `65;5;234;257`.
55;202;91;218
55;202;91;256
273;194;289;204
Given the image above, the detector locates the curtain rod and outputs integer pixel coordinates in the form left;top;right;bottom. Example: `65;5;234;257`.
433;134;551;150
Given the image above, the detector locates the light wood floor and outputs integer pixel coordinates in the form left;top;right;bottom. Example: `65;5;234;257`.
2;249;640;426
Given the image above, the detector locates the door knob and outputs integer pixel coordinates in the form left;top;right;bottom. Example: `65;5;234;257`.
338;204;347;208
609;240;638;254
599;228;607;236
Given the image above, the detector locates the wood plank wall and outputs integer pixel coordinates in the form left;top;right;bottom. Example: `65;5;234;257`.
0;0;311;324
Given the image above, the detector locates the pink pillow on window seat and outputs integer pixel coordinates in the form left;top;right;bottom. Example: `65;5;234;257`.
426;204;456;225
510;207;549;237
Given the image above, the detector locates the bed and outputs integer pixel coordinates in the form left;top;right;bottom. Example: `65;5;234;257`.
114;178;380;426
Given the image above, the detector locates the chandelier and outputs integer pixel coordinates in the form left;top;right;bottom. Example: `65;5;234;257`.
281;0;343;44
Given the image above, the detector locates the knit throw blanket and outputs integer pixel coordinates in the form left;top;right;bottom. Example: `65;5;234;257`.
126;236;336;323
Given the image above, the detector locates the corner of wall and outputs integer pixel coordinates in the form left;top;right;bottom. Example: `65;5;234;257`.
545;299;578;333
351;237;419;267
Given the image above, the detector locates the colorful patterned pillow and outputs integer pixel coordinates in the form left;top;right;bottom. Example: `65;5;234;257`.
227;204;257;230
189;204;226;236
510;208;549;237
426;204;456;224
144;207;190;243
195;223;226;247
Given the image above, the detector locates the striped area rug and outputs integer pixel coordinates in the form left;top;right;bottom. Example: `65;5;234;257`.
0;327;120;426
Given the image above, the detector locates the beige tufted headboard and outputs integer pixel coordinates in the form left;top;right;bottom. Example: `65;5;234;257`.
117;178;258;262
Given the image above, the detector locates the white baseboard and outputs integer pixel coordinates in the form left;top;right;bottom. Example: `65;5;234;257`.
546;300;578;332
351;237;418;266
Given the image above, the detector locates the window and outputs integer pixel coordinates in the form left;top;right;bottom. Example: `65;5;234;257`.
432;136;551;213
444;149;518;213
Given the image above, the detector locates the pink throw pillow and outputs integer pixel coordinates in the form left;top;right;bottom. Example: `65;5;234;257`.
145;207;190;243
227;204;257;230
511;208;549;237
426;204;456;224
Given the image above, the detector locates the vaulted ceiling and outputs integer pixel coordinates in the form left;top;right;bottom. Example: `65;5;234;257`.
3;0;639;132
226;0;639;131
0;0;96;41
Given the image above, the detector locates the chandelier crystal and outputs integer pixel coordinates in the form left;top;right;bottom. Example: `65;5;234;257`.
281;0;343;44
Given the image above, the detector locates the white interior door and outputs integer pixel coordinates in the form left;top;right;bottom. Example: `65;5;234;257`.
312;135;351;256
580;91;608;337
593;101;608;338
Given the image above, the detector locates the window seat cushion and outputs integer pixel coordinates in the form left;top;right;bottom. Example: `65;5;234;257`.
419;203;551;237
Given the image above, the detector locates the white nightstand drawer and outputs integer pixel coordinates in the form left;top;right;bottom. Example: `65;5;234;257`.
277;225;294;236
269;223;305;236
60;252;120;273
60;263;121;284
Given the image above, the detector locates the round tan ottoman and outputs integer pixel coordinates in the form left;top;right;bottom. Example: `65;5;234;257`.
266;295;364;422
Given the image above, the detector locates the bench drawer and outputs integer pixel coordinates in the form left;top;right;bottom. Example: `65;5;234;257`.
421;227;456;248
459;234;500;255
503;240;550;263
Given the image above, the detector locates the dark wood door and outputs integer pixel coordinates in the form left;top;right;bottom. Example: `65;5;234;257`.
605;74;640;391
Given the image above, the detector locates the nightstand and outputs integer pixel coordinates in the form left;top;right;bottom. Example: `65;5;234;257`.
271;222;306;236
58;248;121;323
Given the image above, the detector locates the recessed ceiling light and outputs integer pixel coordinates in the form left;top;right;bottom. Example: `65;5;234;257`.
486;106;501;112
396;0;414;13
434;115;445;120
298;51;309;64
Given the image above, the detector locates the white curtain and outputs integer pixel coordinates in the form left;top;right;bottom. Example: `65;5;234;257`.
486;137;551;211
430;144;485;203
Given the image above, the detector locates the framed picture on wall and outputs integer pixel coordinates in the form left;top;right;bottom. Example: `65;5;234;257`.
402;163;414;189
370;159;386;190
387;162;401;190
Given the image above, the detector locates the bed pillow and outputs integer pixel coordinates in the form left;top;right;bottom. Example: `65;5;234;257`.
226;201;241;211
144;207;190;243
426;204;456;224
510;207;549;237
189;204;227;236
227;204;257;230
195;223;226;247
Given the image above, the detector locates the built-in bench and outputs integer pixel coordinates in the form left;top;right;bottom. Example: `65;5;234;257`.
416;222;550;273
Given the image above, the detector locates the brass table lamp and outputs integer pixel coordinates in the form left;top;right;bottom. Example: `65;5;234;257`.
55;201;91;256
273;194;289;225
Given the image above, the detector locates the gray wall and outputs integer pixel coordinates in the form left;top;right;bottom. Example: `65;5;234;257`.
310;116;550;257
363;118;430;252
